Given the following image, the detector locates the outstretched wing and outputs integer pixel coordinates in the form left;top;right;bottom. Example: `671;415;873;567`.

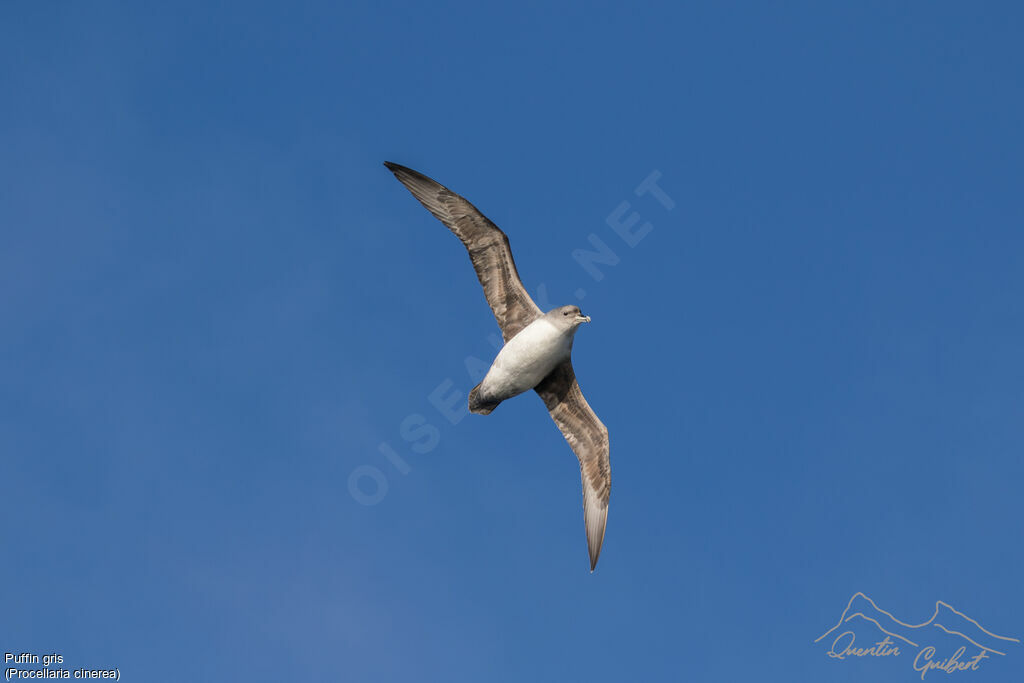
535;360;611;571
384;162;543;341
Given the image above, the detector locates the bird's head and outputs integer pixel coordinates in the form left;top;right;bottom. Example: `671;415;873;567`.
548;305;591;330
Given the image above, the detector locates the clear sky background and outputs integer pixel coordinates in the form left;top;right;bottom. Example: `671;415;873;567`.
3;2;1022;682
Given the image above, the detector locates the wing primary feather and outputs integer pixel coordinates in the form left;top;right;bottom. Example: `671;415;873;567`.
535;361;611;571
384;161;542;340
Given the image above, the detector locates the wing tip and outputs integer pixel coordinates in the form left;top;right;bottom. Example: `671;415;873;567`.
383;160;424;178
383;161;445;194
584;493;608;573
588;537;603;572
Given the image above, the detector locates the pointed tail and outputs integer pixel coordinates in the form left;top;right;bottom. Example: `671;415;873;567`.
468;383;501;415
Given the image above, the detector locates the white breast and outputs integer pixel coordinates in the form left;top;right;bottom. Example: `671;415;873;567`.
479;318;573;401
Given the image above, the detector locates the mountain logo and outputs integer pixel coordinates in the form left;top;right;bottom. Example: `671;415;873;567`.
815;592;1020;679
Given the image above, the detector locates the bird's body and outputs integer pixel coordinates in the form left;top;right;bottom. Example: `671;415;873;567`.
471;309;587;414
384;161;611;571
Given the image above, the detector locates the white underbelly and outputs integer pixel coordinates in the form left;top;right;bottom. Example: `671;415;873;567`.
479;319;572;400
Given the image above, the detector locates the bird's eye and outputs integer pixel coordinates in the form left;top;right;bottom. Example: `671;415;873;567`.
563;311;570;316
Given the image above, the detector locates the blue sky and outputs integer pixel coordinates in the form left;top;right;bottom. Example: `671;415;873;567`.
2;2;1022;681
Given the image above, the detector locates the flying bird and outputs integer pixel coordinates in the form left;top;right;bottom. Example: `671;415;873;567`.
384;161;611;571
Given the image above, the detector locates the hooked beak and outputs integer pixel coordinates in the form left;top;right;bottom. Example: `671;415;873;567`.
575;315;592;323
